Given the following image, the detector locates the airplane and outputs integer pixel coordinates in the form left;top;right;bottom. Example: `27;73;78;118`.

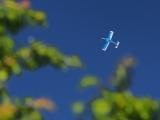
101;31;120;51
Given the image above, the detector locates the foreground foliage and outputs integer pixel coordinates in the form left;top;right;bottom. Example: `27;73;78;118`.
0;0;82;120
73;57;160;120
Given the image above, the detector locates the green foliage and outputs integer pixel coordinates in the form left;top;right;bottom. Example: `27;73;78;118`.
74;57;160;120
91;98;111;117
0;0;82;82
0;0;82;120
16;41;82;70
0;0;47;34
80;75;99;88
111;56;135;92
72;101;85;115
90;90;159;120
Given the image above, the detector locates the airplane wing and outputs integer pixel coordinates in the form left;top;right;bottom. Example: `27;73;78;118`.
102;41;110;51
108;31;114;40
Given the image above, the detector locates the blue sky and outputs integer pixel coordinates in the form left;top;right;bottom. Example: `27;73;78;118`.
8;0;160;119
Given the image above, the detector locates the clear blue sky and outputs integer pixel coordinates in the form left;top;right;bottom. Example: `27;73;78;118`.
8;0;160;120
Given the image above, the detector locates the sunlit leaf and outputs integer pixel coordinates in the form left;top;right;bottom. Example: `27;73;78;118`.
72;101;85;114
80;75;99;88
91;98;111;116
0;69;9;81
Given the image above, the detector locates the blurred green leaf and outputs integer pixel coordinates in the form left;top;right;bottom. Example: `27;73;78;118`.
91;98;111;117
0;69;8;81
80;75;99;88
72;101;85;115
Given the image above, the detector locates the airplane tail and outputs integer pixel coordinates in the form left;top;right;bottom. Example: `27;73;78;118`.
115;41;120;48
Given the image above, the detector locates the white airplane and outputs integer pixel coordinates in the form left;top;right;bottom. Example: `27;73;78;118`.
101;31;120;51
